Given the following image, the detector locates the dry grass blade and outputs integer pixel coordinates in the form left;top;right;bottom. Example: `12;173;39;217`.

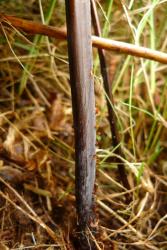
0;176;59;243
97;200;143;239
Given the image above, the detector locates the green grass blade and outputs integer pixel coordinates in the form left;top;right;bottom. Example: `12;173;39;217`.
19;0;57;95
129;64;136;158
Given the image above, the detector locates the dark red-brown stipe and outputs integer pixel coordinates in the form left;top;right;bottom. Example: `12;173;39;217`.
65;0;97;248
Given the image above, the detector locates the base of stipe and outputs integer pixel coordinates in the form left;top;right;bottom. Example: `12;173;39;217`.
72;225;98;250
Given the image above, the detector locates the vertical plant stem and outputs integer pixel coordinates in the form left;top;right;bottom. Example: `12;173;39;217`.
93;0;113;72
129;64;136;158
91;0;130;191
65;0;97;247
150;3;156;94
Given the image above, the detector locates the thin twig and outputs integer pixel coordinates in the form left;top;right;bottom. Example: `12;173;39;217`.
91;0;130;191
1;13;167;64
